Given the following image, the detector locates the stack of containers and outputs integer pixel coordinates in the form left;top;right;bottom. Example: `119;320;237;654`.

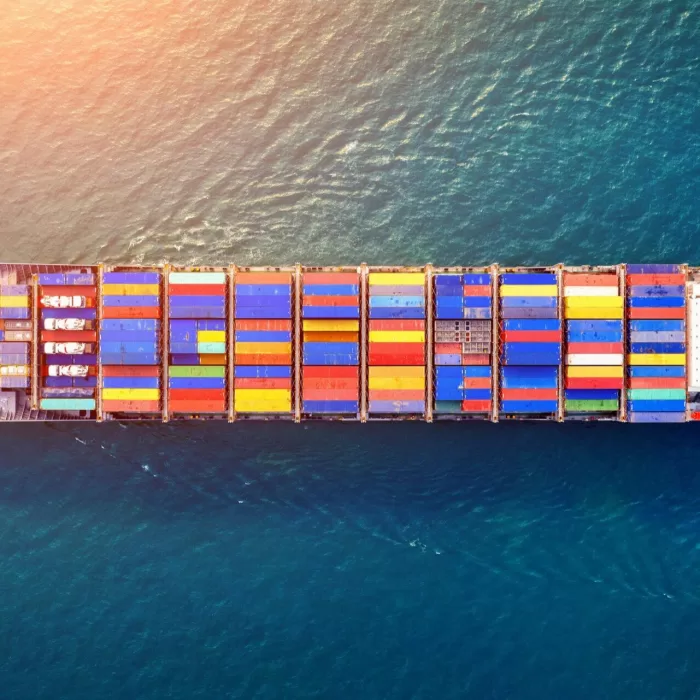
626;264;686;423
39;272;97;411
168;271;227;415
100;271;161;414
563;272;623;414
302;271;359;415
433;272;493;414
0;281;31;390
234;272;293;414
368;272;425;414
499;272;560;415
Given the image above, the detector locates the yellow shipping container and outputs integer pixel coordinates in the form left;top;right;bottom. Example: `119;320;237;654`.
627;354;686;366
369;273;425;286
499;285;557;297
369;376;425;390
102;284;159;295
234;341;291;354
564;296;623;308
564;307;624;319
197;330;226;342
302;320;359;331
102;388;161;400
566;366;623;378
369;366;425;378
235;389;291;413
368;330;425;342
0;296;29;308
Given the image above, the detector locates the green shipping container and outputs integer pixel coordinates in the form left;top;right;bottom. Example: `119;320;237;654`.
434;401;463;413
169;271;226;284
40;398;96;411
565;399;619;412
168;365;226;377
626;389;686;401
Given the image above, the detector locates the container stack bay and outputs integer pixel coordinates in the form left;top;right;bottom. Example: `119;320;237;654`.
233;271;293;415
99;271;162;416
38;272;98;413
367;272;426;415
626;264;687;423
301;271;360;416
168;271;227;416
688;271;700;419
562;271;623;417
499;272;560;417
0;273;31;400
432;271;493;417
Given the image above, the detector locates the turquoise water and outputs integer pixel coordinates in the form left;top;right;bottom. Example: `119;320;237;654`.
1;0;700;696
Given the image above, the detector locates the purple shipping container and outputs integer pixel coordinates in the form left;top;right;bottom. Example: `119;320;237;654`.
0;285;29;295
41;387;95;398
500;307;559;319
435;354;462;365
65;273;96;285
0;377;30;388
629;412;686;423
369;400;425;413
38;273;66;285
0;308;30;319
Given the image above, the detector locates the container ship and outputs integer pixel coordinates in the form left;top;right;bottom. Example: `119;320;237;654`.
1;262;697;424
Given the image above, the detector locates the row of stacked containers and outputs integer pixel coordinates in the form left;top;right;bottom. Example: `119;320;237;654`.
233;271;293;415
499;271;561;415
99;271;162;415
368;272;426;415
0;272;31;392
433;270;493;416
168;271;227;416
563;270;623;416
626;264;687;423
38;271;98;413
301;271;360;416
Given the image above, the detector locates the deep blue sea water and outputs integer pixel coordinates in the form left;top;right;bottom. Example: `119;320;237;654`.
1;0;700;697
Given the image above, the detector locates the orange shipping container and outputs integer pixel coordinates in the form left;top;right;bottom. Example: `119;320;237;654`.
102;307;161;319
369;389;425;401
103;400;160;412
234;353;291;365
563;273;618;286
169;400;225;413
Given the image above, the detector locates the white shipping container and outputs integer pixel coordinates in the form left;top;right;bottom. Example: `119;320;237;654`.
566;353;624;366
563;286;619;297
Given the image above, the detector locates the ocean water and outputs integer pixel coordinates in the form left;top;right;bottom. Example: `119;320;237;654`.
1;0;700;697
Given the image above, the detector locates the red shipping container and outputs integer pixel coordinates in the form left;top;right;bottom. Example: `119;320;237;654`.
462;377;491;389
369;353;425;366
40;285;97;297
461;355;491;365
501;388;558;401
369;389;425;401
462;285;491;296
567;342;623;354
502;330;560;342
303;366;358;379
302;379;358;391
103;307;161;319
41;330;97;342
234;378;291;389
565;377;623;389
169;400;226;413
369;320;425;331
626;274;685;286
435;342;462;354
303;272;359;284
628;308;685;319
303;388;358;401
692;412;700;421
169;389;225;401
234;353;291;365
563;273;618;286
103;365;160;377
170;284;226;296
235;319;292;331
103;400;160;412
628;377;686;390
461;400;491;412
236;272;291;284
302;295;358;307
